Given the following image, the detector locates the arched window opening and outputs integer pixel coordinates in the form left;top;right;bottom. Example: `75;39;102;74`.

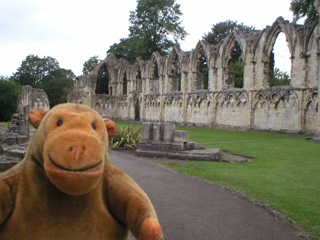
150;59;160;93
135;99;140;121
171;52;182;92
197;48;209;90
152;61;159;79
228;41;244;88
271;32;291;86
136;68;142;91
96;64;109;94
123;71;127;95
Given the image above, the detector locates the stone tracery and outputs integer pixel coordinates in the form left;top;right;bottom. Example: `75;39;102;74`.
68;9;320;134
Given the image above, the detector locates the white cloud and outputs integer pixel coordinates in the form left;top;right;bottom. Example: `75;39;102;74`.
0;0;294;76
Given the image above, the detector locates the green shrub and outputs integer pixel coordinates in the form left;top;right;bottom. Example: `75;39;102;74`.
110;126;141;150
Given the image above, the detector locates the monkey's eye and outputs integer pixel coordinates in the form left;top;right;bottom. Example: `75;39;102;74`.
57;119;63;127
92;123;97;130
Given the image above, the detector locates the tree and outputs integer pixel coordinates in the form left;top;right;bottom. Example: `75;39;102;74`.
203;20;255;45
108;0;187;62
229;61;244;88
108;37;146;64
83;56;99;75
273;68;291;86
203;21;252;88
0;76;21;121
13;54;60;88
290;0;318;25
95;65;110;95
39;69;75;107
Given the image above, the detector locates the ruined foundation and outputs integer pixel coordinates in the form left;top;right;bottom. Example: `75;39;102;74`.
0;86;49;171
136;122;222;161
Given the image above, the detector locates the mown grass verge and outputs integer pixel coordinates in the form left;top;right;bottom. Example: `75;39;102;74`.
115;122;319;239
168;127;319;239
0;122;9;128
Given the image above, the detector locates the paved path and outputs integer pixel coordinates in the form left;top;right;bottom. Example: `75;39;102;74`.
109;150;303;240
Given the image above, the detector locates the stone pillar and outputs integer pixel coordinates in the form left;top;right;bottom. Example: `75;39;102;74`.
141;122;153;141
163;123;175;141
21;86;32;107
23;105;31;138
315;0;320;128
152;123;162;141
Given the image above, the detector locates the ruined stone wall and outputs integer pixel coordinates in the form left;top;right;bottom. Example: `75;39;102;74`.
9;86;49;137
68;4;320;133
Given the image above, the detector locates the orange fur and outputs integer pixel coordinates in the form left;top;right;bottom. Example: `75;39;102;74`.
0;103;163;240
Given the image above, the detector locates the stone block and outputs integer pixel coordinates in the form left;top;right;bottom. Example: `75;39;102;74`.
174;130;189;142
152;123;162;141
141;122;153;141
0;160;20;172
4;136;17;145
186;141;205;150
163;123;175;141
7;149;26;159
168;141;186;151
17;135;28;145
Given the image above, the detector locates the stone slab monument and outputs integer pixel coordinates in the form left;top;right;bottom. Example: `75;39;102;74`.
136;122;221;161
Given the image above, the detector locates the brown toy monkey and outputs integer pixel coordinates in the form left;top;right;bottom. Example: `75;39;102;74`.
0;103;163;240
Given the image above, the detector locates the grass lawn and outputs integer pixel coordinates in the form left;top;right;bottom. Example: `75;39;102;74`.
114;121;141;130
115;121;319;239
0;122;9;128
170;127;320;239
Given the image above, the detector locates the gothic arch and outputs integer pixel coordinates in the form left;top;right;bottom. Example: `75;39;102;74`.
147;52;162;78
263;17;294;59
190;41;210;90
118;62;130;95
220;31;246;66
166;46;184;92
93;62;112;95
191;41;211;72
166;46;184;74
132;57;145;92
147;52;162;93
304;22;319;87
254;17;295;88
219;31;247;89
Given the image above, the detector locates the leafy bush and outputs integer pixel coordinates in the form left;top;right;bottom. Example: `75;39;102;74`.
110;126;141;150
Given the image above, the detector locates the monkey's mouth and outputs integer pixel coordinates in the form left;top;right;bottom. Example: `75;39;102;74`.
48;155;103;173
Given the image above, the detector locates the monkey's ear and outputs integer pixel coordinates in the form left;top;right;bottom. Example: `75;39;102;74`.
29;108;48;129
103;118;117;139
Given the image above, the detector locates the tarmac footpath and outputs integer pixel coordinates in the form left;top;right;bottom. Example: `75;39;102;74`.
109;150;304;240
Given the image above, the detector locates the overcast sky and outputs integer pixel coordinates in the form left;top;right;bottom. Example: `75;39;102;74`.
0;0;294;77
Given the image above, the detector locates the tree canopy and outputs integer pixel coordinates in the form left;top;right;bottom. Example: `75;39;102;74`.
290;0;318;25
39;69;75;107
12;54;75;108
108;0;187;63
12;54;60;88
83;56;99;75
203;20;255;45
273;68;291;86
203;21;252;88
0;77;21;121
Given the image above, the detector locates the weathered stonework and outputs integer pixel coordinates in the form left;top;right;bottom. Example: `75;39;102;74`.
0;86;50;170
136;122;222;161
312;127;320;143
68;7;320;134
